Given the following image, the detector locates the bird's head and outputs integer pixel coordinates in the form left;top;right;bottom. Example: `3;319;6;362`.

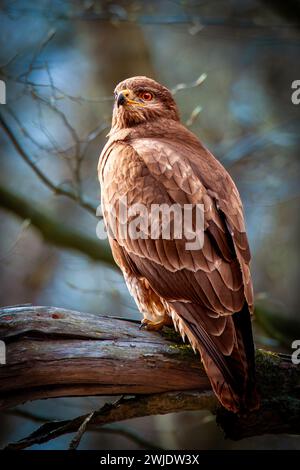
111;76;180;131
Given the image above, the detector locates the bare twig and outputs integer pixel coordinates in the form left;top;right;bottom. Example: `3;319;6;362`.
69;411;95;450
5;408;164;450
0;111;98;215
220;118;300;168
19;29;56;86
0;218;31;262
186;105;202;127
171;73;207;95
4;72;113;104
4;392;216;450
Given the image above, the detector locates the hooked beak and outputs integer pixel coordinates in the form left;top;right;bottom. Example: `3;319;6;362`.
116;89;131;108
116;88;144;108
117;92;126;107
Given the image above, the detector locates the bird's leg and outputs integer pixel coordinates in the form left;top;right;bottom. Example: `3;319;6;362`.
140;314;172;331
123;273;173;331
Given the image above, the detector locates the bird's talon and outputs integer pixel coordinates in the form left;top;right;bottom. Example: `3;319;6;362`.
140;319;166;331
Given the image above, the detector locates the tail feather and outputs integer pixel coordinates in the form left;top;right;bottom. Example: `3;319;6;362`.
171;301;259;413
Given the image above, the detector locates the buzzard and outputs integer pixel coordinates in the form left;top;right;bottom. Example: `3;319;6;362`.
98;76;259;413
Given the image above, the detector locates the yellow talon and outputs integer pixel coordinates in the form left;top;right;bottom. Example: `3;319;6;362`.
140;318;167;331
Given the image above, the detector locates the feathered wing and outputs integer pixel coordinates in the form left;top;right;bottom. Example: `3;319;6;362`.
99;132;258;412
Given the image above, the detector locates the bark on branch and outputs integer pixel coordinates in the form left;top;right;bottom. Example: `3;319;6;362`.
0;305;299;444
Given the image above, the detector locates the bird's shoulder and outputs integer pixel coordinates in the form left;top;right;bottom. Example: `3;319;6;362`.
99;121;245;233
102;120;235;195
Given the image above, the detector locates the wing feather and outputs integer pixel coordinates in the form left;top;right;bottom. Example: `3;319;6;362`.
99;130;257;412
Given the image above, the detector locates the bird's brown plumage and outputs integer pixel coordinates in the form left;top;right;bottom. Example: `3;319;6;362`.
98;76;259;413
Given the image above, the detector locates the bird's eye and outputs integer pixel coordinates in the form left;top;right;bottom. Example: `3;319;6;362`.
140;91;153;101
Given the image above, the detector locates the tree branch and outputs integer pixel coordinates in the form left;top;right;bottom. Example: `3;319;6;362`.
0;305;299;447
5;408;163;450
0;112;98;216
4;392;215;450
0;184;115;266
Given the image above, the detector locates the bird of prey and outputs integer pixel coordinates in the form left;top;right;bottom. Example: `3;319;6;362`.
98;76;259;413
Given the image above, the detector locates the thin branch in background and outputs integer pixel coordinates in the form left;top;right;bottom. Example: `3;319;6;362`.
5;105;59;155
80;122;109;161
188;19;204;35
4;392;214;450
2;30;113;108
0;111;98;215
18;29;56;86
0;183;114;266
3;47;208;212
0;53;18;69
34;98;76;162
44;61;59;101
0;218;31;263
4;397;127;450
186;105;202;127
2;29;108;202
220;118;300;168
171;73;207;95
4;408;164;450
69;411;95;450
32;89;80;152
3;71;113;103
65;281;104;295
31;89;83;193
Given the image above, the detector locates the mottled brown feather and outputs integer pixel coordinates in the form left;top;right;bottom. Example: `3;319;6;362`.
98;76;258;412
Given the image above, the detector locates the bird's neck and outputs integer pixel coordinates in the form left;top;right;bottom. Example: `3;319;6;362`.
109;117;181;139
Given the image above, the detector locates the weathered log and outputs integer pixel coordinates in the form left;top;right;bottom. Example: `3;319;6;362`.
0;305;299;442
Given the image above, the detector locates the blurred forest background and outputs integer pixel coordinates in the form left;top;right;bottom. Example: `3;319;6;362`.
0;0;300;450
